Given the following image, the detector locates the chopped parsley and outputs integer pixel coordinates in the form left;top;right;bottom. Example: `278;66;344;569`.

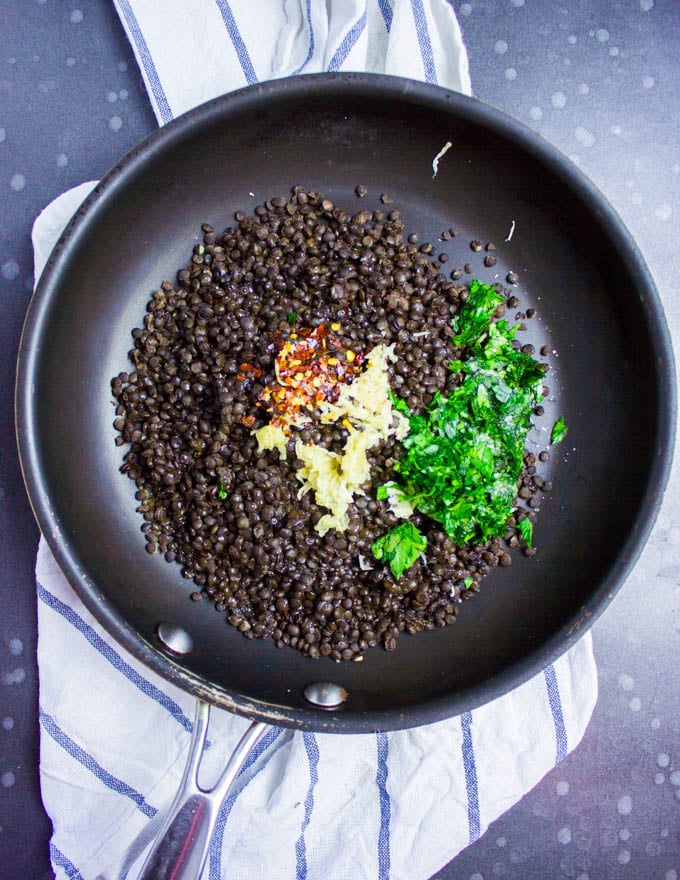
551;416;568;445
376;279;547;572
371;521;427;580
218;482;228;500
517;517;533;548
287;310;297;325
451;278;504;347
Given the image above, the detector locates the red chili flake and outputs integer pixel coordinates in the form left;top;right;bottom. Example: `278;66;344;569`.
257;323;364;429
239;362;263;377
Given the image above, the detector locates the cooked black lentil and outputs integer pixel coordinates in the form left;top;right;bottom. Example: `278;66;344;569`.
111;187;552;661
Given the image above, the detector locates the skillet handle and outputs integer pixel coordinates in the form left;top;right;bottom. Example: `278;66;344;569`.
137;700;269;880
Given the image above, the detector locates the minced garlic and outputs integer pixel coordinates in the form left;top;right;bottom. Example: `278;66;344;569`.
253;423;289;460
318;343;409;440
295;430;374;534
254;342;408;535
380;481;415;519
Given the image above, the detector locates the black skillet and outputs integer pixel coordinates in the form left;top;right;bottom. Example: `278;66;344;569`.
15;73;675;874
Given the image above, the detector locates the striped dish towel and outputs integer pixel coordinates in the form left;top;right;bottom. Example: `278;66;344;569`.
114;0;472;123
33;3;597;879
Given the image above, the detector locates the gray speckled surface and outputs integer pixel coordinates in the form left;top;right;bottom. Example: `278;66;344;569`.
1;2;679;879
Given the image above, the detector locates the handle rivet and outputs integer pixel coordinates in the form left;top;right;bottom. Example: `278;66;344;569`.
303;682;348;709
156;622;194;655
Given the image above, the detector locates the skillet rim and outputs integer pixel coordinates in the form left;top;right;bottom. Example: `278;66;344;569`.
15;72;677;732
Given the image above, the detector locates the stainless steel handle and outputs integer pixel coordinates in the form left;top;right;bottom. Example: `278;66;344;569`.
137;701;269;880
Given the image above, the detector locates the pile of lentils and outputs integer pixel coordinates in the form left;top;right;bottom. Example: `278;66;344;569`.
111;186;552;661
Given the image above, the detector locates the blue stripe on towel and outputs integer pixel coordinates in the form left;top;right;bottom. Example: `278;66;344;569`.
39;708;157;819
293;0;316;74
327;10;367;71
376;732;391;880
544;664;568;763
208;726;285;880
461;711;481;842
214;0;258;85
378;0;394;32
50;843;84;880
115;0;173;124
294;732;321;880
37;580;193;733
410;0;438;84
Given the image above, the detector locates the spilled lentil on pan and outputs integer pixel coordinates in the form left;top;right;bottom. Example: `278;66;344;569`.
111;187;557;661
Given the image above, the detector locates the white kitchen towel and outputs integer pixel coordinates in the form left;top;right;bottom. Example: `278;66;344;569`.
113;0;472;124
33;3;597;879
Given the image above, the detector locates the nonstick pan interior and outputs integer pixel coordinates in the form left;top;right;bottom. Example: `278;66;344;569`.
16;74;675;732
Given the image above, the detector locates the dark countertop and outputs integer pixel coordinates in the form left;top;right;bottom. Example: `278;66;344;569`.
1;2;678;879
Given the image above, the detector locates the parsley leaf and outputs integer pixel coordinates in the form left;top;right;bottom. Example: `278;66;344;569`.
371;521;427;580
383;280;545;547
388;390;412;417
551;416;568;445
218;482;228;500
451;278;504;348
517;517;533;548
287;310;297;324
